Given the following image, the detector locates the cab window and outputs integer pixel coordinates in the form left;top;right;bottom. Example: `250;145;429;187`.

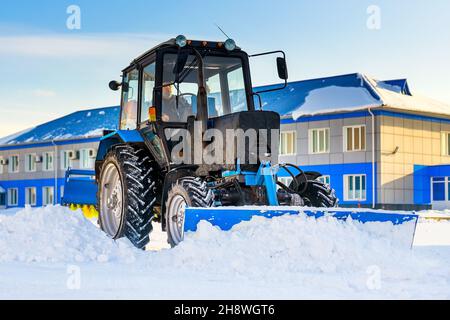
120;69;139;130
141;62;156;123
162;54;248;122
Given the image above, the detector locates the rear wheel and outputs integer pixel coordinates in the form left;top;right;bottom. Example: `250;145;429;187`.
166;177;214;247
98;145;157;249
290;176;338;208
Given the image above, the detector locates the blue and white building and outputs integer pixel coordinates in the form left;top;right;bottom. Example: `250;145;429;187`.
1;73;450;210
0;106;119;209
260;73;450;210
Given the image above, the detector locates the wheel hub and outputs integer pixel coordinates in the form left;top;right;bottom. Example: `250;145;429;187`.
100;163;124;238
168;194;187;245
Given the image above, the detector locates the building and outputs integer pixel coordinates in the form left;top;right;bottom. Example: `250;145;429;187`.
0;106;119;208
1;73;450;210
260;73;450;210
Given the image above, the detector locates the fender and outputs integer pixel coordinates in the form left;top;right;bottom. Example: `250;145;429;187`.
95;130;145;162
95;130;145;176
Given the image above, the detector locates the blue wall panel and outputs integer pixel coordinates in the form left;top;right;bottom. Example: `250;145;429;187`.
413;164;450;205
0;178;66;208
278;162;375;206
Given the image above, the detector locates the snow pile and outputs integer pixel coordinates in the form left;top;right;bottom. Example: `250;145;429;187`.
419;209;450;219
154;215;441;287
0;206;449;298
0;206;138;263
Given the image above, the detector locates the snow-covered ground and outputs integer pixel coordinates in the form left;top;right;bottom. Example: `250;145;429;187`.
0;206;449;299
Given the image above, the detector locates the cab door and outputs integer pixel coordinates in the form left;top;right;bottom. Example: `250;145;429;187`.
137;56;171;168
119;68;139;130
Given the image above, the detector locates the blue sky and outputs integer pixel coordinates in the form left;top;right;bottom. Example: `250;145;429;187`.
0;0;449;137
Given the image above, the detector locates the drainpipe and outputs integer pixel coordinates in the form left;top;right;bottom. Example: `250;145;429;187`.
368;108;376;209
52;140;58;205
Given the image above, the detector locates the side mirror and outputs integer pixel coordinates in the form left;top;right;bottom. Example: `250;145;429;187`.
277;57;288;80
109;80;122;91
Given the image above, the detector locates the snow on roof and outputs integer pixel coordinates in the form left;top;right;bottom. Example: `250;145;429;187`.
258;73;450;120
0;186;5;193
0;106;120;146
1;73;448;146
366;76;450;118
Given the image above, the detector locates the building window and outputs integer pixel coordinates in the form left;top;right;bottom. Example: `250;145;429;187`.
0;157;3;174
344;174;366;201
7;188;18;206
317;175;331;186
309;128;330;154
43;152;54;171
79;149;94;169
278;176;294;189
25;154;37;172
344;125;366;152
8;155;19;173
61;151;72;170
43;187;54;206
441;132;450;156
25;187;37;206
280;131;297;155
431;177;450;202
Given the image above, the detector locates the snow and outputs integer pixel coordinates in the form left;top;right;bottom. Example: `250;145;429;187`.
366;76;450;117
0;127;35;146
274;73;450;121
0;106;120;145
0;205;449;299
83;128;107;138
292;86;380;120
0;206;137;263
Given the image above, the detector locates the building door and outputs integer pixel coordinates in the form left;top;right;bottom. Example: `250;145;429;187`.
431;177;450;210
0;190;5;208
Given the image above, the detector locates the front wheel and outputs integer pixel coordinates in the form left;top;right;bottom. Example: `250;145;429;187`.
166;177;214;247
98;145;157;249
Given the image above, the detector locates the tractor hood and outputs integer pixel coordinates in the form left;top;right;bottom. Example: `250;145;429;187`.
208;111;280;171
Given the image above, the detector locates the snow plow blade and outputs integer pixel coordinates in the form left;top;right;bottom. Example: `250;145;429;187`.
184;207;419;247
61;169;98;219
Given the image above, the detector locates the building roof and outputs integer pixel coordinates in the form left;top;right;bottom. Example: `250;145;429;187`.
1;73;448;146
0;106;120;146
258;73;450;120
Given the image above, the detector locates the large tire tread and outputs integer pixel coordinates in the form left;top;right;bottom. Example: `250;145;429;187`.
98;144;157;249
166;177;214;246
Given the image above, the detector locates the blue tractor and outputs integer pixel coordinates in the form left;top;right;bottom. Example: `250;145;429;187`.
63;36;338;249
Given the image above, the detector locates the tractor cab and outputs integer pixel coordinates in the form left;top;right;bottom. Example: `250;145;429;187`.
110;36;288;170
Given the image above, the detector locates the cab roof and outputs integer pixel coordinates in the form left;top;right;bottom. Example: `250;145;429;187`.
124;38;242;72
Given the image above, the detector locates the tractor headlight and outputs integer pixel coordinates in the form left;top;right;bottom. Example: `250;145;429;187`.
224;38;236;51
175;35;187;48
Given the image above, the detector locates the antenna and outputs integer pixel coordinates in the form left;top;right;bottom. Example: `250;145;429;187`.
215;24;231;39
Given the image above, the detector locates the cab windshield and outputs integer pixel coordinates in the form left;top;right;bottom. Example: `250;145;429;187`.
162;53;248;122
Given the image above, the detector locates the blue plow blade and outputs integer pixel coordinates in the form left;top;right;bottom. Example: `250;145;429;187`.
61;169;98;206
184;207;419;247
